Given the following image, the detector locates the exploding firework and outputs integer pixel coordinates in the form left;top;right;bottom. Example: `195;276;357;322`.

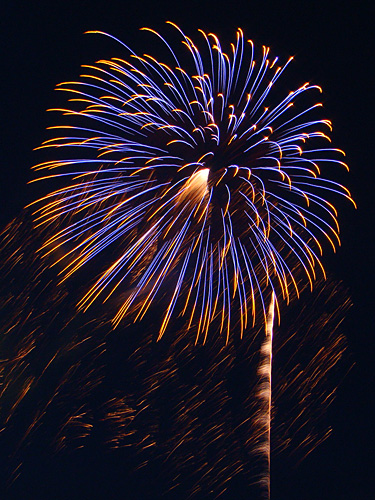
30;23;355;343
0;24;355;500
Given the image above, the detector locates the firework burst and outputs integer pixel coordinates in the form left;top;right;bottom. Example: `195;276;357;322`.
0;220;351;499
30;23;355;341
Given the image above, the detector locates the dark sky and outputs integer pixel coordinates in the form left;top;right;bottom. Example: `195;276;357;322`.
1;1;374;498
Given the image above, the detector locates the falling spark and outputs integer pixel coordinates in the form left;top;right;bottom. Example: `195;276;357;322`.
0;219;352;498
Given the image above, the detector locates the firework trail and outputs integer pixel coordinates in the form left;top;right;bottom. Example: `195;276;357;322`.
256;291;275;499
29;23;354;343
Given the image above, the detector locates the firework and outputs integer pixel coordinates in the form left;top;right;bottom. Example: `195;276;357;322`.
29;23;355;342
255;292;275;499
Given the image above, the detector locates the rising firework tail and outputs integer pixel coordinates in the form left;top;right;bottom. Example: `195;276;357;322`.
254;292;275;498
28;23;355;342
0;217;352;499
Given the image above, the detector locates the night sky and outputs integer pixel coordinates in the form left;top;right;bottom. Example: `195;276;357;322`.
1;1;374;498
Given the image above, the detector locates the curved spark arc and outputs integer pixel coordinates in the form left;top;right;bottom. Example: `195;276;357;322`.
29;24;355;339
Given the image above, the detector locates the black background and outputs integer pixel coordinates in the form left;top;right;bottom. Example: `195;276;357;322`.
1;1;374;498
